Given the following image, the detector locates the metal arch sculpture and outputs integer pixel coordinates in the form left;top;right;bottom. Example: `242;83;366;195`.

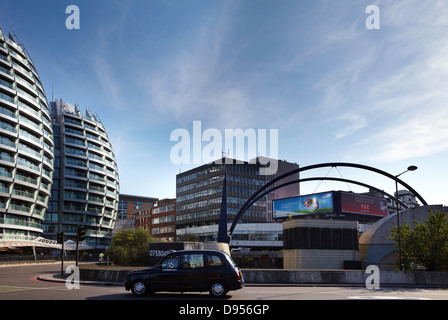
226;162;428;240
228;176;408;237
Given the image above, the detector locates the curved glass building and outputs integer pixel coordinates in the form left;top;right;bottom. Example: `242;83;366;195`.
0;28;54;238
45;99;119;249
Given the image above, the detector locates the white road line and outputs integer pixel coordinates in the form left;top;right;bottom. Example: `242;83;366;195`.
348;296;431;300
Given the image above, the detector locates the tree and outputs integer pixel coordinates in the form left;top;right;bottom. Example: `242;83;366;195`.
390;210;448;271
106;228;160;266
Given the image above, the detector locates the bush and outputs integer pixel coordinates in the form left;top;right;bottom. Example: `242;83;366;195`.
106;228;160;266
390;210;448;271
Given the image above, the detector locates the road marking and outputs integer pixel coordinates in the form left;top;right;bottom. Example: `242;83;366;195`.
348;296;431;300
0;285;36;293
0;281;69;294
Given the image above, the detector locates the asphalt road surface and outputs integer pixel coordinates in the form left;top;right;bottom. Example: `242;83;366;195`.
1;262;447;302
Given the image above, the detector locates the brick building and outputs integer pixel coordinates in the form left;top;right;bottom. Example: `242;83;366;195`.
135;198;176;242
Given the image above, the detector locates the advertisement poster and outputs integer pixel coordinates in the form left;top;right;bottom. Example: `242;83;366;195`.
340;192;388;217
273;192;334;219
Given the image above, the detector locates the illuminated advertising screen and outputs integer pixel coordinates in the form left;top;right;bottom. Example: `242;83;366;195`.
273;192;334;219
340;192;388;217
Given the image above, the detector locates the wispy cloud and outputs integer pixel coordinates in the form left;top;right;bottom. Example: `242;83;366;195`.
346;104;448;163
313;0;448;164
142;1;253;129
341;26;448;162
87;0;134;110
334;114;368;140
91;53;122;107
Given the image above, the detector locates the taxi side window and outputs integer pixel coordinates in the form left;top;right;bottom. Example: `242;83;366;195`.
207;254;224;268
182;254;204;269
161;255;180;269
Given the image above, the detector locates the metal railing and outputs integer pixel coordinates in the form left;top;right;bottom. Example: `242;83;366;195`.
0;234;60;248
0;254;89;264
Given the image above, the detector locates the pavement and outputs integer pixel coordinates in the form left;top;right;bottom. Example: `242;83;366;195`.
37;271;125;286
33;262;448;289
34;261;127;286
36;271;366;288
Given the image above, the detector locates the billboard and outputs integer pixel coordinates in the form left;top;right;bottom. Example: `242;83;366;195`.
273;192;334;219
340;192;388;217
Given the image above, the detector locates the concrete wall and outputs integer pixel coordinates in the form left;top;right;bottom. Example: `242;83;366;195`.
359;205;447;270
242;269;448;286
79;267;448;287
80;268;132;283
284;249;359;269
203;242;231;256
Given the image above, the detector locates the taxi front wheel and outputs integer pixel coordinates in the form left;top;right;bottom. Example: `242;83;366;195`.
131;280;147;296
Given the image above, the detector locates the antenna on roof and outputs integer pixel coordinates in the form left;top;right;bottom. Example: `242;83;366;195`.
94;112;103;124
8;32;16;43
9;30;33;64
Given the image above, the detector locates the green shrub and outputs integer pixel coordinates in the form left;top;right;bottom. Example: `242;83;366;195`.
106;228;160;266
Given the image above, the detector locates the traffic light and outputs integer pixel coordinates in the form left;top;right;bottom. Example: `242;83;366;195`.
56;231;64;244
77;226;86;242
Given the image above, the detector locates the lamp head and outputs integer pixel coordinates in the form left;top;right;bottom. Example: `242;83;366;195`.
407;165;418;171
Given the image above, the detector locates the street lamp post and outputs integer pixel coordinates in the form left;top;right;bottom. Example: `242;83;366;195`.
395;165;418;270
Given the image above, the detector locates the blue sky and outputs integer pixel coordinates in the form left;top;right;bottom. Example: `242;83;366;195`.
1;0;447;206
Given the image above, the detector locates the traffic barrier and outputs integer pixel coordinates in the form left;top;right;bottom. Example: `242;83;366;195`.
78;266;448;287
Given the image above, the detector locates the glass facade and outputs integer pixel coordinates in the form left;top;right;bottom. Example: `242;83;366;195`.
176;158;267;228
43;99;119;249
118;194;158;220
0;29;54;237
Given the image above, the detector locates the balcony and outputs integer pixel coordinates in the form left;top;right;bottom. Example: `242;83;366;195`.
8;203;31;213
0;91;15;105
12;188;35;200
0;217;41;230
0;138;16;151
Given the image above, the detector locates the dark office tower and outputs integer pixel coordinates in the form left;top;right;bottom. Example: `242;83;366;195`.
0;28;55;237
176;157;267;229
45;99;120;249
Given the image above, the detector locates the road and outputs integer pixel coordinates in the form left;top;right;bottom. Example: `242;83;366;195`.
1;262;447;302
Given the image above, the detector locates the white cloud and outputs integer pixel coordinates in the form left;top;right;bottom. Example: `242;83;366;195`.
88;0;135;110
332;0;448;164
334;114;368;140
354;107;448;163
142;1;258;129
91;53;122;107
343;69;448;163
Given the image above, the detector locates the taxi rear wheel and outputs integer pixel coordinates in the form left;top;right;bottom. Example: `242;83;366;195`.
209;281;228;298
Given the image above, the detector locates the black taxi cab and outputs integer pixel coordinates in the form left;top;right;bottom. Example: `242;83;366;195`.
125;250;244;297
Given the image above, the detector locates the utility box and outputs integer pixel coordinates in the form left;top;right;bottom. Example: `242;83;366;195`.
148;242;204;266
